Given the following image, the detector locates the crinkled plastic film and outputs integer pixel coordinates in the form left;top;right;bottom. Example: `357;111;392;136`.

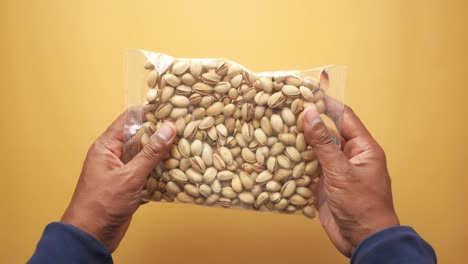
123;49;346;220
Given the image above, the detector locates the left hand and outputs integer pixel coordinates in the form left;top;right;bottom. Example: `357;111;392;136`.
61;111;176;252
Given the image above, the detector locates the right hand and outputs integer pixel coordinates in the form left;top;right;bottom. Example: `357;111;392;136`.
302;105;400;257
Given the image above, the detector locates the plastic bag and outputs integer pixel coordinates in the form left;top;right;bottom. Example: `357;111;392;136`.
123;49;345;220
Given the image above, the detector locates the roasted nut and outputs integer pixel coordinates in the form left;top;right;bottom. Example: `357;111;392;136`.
138;56;341;220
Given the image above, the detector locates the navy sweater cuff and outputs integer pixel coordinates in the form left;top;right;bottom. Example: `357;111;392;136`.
28;222;113;264
351;226;436;264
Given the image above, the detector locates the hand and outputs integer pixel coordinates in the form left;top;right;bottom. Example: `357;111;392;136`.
302;105;400;257
61;111;176;252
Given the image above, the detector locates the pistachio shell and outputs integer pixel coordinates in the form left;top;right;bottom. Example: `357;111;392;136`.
190;61;203;77
147;70;159;88
199;184;212;198
184;184;200;197
270;114;284;134
170;95;190;107
266;181;281;192
282;85;300;96
241;148;256;163
281;108;296;126
186;168;203;183
296;187;313;198
163;73;181;87
256;171;273;184
191;140;203;156
303;206;316;219
172;61;190;75
169;169;188;183
206;102;224;116
166;181;182;195
281;180;296;198
199;116;215;130
227;174;241;193
285;75;302;87
176;192;194;203
239;192;255;205
217;170;235;181
218;147;233;165
290;194;307;206
203;167;218;184
239;171;254;190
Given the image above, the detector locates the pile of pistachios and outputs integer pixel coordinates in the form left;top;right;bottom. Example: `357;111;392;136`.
137;57;337;219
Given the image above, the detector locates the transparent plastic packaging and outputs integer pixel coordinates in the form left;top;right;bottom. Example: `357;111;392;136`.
123;49;346;220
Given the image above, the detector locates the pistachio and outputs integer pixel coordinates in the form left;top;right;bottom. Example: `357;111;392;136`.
172;61;190;75
211;179;222;193
176;192;194;203
280;180;296;198
267;91;286;109
275;198;289;210
239;192;255;205
203;167;218;184
218;147;233;165
281;108;296;126
285;147;302;162
285;75;302;87
282;85;300;96
147;70;159;88
144;60;155;70
221;187;238;199
170;95;190;107
205;194;220;205
155;103;173;119
241;148;256;163
296;187;313;198
217;170;235;181
184;184;200;197
206;102;224;116
266;181;281;192
190;61;203;77
185;168;202;184
182;73;197;86
163;73;181;87
166;182;182;195
199;184;212;198
193;82;213;95
139;55;340;220
255;171;273;185
230;74;243;88
199;116;214;130
190;156;206;173
169;169;188;183
289;194;307;206
201;72;221;85
302;206;316;219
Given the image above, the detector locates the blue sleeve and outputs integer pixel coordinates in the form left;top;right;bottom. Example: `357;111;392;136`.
351;226;436;264
28;222;113;264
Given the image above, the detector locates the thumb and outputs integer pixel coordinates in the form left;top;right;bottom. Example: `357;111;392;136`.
126;122;176;178
302;106;349;173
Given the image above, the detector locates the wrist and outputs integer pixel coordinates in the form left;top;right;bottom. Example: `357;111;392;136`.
350;211;400;252
61;205;109;250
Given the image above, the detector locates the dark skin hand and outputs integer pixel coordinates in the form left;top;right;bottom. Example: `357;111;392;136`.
302;105;400;257
61;112;176;252
61;104;399;257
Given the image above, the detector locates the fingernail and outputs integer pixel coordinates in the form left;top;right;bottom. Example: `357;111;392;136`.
305;106;322;125
155;123;174;142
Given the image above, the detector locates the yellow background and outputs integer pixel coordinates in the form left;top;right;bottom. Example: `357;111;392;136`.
1;0;467;263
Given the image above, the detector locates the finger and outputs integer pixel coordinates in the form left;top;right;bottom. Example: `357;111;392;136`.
101;107;144;142
341;106;373;141
125;122;176;178
302;105;350;172
121;128;145;164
